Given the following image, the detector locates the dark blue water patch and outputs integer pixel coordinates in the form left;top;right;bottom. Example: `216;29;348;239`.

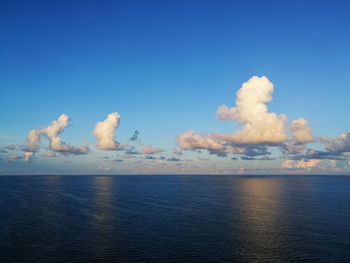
0;175;349;262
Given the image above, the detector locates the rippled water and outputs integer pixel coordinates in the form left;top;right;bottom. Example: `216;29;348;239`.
0;175;349;262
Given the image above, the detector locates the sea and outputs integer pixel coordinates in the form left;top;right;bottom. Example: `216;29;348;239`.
0;175;349;263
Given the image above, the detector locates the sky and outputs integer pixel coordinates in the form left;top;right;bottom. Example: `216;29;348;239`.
1;0;350;175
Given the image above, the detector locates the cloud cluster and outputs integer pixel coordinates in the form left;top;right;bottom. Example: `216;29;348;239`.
1;111;161;165
2;75;348;173
177;76;313;159
282;159;321;169
24;114;89;155
282;118;313;154
92;114;163;156
321;131;350;153
93;112;123;150
282;131;350;164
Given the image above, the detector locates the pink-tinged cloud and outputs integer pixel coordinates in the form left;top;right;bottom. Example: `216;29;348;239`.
140;145;164;154
177;131;224;150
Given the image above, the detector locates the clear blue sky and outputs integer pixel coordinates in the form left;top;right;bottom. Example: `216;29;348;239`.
1;0;350;175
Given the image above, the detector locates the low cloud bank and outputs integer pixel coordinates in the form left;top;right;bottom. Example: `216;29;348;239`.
282;159;321;169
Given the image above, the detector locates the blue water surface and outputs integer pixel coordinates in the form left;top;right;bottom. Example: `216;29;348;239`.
0;175;349;262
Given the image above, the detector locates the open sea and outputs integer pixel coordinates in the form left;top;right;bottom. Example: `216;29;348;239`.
0;175;349;263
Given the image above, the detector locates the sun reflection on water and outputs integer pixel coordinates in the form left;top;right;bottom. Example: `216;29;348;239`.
236;177;287;262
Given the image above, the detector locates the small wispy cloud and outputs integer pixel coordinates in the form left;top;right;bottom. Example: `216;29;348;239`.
42;152;57;158
140;145;164;154
129;130;140;141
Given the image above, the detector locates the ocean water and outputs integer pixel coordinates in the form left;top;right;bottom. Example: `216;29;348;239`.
0;175;349;263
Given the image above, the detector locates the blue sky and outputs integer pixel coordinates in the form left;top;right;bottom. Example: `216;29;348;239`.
1;0;350;175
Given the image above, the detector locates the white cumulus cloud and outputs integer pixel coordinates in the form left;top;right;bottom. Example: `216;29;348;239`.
24;114;89;155
93;112;124;150
283;117;313;154
177;76;313;158
214;76;288;145
290;118;313;143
